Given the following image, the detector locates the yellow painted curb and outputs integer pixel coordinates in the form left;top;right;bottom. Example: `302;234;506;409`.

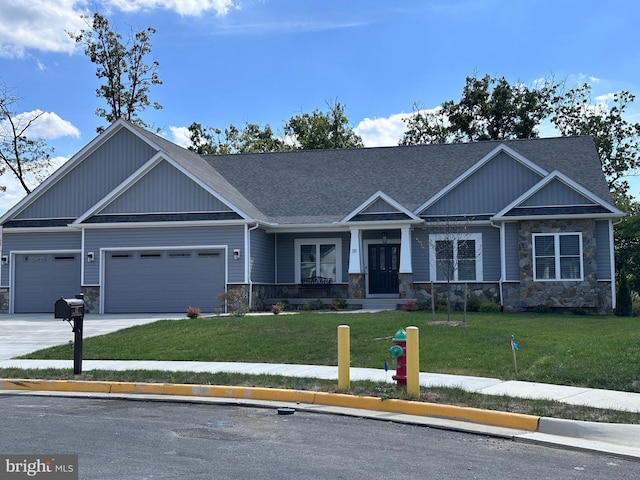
0;378;540;432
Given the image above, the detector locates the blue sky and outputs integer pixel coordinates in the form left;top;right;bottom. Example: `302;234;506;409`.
1;0;639;213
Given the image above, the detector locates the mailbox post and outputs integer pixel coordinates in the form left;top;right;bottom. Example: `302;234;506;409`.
54;294;85;374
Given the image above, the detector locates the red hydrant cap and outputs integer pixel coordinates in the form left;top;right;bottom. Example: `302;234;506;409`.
392;328;406;342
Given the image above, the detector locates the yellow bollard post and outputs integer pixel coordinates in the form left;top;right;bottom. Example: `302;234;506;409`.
337;325;350;391
405;326;420;399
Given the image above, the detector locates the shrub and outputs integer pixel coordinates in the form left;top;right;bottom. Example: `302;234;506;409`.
186;306;200;319
533;304;552;314
303;299;324;311
478;301;501;312
402;300;418;311
271;303;283;314
616;269;633;317
466;298;481;312
217;289;247;315
329;298;348;311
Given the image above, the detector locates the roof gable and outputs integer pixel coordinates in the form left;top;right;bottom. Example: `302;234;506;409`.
1;121;157;224
494;171;623;219
417;145;547;218
74;156;248;225
342;191;421;223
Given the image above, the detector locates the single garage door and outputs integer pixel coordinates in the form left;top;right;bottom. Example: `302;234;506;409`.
104;249;225;313
14;253;81;313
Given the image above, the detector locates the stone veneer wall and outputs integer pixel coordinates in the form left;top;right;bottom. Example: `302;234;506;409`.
502;218;612;315
411;282;500;308
0;288;8;313
81;286;100;314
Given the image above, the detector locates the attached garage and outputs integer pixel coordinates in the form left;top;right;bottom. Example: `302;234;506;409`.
103;249;226;313
13;253;81;313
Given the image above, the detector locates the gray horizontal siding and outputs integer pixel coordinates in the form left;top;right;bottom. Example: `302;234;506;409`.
1;230;82;286
504;222;520;281
250;228;275;283
522;179;594;206
421;151;543;216
276;232;349;284
17;128;156;219
595;220;612;280
411;225;500;282
100;160;233;214
83;225;245;285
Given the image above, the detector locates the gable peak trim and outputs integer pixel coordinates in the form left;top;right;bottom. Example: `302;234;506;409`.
341;190;421;223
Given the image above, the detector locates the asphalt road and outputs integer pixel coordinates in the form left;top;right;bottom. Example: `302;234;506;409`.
1;395;638;480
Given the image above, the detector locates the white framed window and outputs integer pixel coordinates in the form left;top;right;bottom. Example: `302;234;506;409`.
429;233;483;282
294;238;342;283
533;232;583;281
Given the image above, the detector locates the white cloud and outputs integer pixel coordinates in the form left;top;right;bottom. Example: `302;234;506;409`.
355;112;409;148
2;110;80;140
0;0;88;58
0;0;238;58
106;0;238;16
168;125;191;148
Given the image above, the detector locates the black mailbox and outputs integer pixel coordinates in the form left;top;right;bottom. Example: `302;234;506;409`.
54;294;85;374
55;297;85;319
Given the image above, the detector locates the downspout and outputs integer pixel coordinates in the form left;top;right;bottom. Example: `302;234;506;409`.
490;220;505;307
247;223;259;310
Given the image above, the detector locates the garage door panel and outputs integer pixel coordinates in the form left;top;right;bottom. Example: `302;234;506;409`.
104;250;225;313
14;253;81;313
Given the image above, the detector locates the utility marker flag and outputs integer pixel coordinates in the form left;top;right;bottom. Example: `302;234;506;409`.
510;335;519;377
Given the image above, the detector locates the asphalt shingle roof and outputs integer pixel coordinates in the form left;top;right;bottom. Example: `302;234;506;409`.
202;136;611;224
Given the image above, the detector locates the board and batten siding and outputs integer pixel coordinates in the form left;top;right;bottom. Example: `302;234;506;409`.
595;220;612;280
1;230;82;287
276;232;349;284
504;222;521;281
99;160;233;214
521;179;595;206
411;226;500;282
83;225;245;285
16;128;157;220
250;228;275;283
421;151;543;216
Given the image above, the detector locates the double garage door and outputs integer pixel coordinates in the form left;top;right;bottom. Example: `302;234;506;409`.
13;249;225;314
104;249;225;313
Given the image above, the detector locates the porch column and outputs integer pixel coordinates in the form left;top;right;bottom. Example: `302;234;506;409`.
399;226;412;273
348;228;362;273
348;228;365;299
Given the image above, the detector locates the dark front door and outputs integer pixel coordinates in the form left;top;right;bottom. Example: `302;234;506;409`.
368;244;400;294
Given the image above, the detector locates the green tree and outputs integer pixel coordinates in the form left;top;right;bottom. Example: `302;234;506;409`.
401;75;558;145
284;100;363;149
0;86;53;194
69;12;162;132
616;268;633;316
613;191;640;293
550;84;640;194
186;121;288;155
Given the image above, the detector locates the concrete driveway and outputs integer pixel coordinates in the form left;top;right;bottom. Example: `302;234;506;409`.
0;313;185;360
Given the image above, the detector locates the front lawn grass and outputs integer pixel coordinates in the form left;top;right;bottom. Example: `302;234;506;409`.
22;310;640;393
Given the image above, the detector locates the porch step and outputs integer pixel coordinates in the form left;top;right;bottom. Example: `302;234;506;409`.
359;298;401;311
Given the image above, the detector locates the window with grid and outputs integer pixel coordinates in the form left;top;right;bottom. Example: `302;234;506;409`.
430;233;482;282
533;233;582;281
